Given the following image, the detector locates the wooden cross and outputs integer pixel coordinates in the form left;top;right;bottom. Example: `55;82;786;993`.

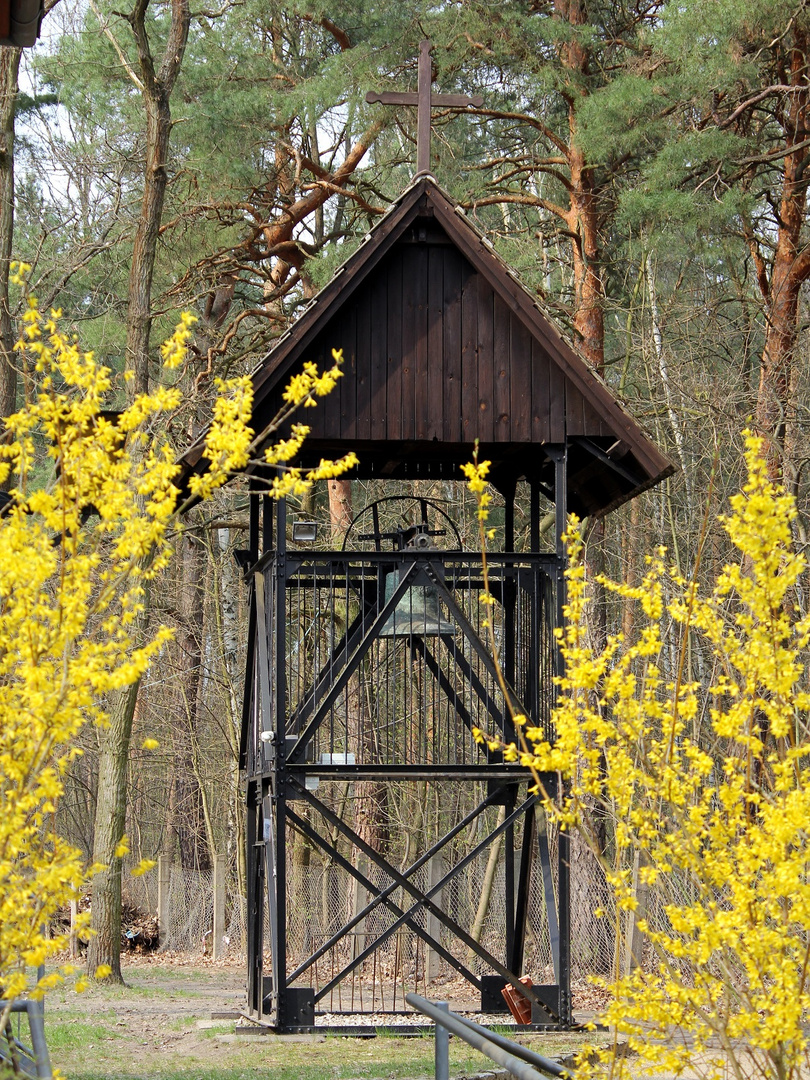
366;40;484;177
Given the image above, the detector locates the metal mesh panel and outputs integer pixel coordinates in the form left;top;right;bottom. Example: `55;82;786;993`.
274;782;558;1009
282;554;557;767
122;842;713;993
163;867;214;953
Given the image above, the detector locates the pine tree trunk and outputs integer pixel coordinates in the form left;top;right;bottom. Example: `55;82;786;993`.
754;28;810;476
556;0;605;373
566;140;605;373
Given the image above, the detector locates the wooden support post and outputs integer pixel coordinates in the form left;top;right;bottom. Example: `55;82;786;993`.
552;446;572;1022
623;849;648;976
351;854;368;959
213;854;226;961
157;854;171;948
426;853;444;982
69;899;78;960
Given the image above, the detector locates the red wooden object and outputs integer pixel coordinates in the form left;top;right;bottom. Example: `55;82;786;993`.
502;975;534;1025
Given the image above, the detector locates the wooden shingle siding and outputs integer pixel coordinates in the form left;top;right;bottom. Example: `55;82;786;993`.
474;272;493;442
280;240;617;447
426;245;444;440
370;269;387;440
179;177;673;514
442;247;463;443
386;250;403;440
400;244;419;441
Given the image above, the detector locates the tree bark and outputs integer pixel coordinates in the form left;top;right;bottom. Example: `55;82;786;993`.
174;527;213;870
565;138;605;372
87;686;141;982
328;479;352;545
125;0;190;396
555;0;606;373
0;47;20;433
754;28;810;475
216;526;247;900
89;0;190;976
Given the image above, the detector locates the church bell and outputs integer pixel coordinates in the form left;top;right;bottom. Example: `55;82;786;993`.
380;569;455;637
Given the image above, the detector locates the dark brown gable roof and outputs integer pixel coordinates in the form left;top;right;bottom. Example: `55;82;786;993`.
181;177;674;516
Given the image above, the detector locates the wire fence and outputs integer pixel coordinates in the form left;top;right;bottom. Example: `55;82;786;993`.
122;829;643;995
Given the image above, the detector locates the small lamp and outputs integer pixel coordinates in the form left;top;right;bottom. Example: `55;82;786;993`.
292;520;318;543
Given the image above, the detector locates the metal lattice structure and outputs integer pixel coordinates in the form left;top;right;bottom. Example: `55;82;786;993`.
241;491;573;1029
179;174;674;1031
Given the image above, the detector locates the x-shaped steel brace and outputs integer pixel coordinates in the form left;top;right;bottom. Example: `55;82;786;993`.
290;780;563;1022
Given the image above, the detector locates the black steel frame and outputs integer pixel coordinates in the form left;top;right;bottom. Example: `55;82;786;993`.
240;445;572;1031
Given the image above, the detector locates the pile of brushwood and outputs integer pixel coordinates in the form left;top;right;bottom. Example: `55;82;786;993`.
53;898;159;952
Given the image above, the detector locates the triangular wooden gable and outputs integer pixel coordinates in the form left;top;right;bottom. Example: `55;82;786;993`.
182;177;674;515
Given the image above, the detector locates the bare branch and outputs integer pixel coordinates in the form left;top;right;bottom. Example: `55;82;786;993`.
470;107;570;158
464;191;571;225
89;0;144;91
721;85;801;130
301;13;351;51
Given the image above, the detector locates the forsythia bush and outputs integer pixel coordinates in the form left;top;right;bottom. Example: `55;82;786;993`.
472;434;810;1080
0;271;352;1006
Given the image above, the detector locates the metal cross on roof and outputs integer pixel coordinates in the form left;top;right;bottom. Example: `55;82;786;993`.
366;40;484;178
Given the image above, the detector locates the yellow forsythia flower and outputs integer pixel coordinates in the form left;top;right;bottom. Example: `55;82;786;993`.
131;859;156;878
0;282;345;1002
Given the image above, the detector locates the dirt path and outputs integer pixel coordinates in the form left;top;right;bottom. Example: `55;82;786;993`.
40;957;600;1080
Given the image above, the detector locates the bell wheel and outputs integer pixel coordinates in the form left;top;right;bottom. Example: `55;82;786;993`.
341;496;463;552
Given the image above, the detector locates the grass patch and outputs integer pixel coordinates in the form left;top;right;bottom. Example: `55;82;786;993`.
57;1040;487;1080
44;1021;122;1054
37;961;601;1080
198;1023;239;1039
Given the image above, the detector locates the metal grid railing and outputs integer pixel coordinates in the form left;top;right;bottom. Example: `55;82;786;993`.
279;553;557;767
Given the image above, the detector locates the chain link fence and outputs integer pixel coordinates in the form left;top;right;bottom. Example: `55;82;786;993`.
122;822;631;993
125;862;246;956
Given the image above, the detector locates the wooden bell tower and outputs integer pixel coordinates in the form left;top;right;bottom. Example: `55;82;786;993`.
182;176;673;1032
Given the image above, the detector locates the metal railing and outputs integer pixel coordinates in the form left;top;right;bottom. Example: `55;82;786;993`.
1;999;52;1080
406;993;570;1080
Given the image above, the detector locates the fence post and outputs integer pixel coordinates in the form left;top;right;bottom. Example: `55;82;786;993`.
623;848;648;975
435;1001;449;1080
426;854;444;982
157;855;171;948
69;900;78;960
213;854;226;961
350;854;368;958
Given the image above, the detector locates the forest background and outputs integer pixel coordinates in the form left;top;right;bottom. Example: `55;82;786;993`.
3;0;809;982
